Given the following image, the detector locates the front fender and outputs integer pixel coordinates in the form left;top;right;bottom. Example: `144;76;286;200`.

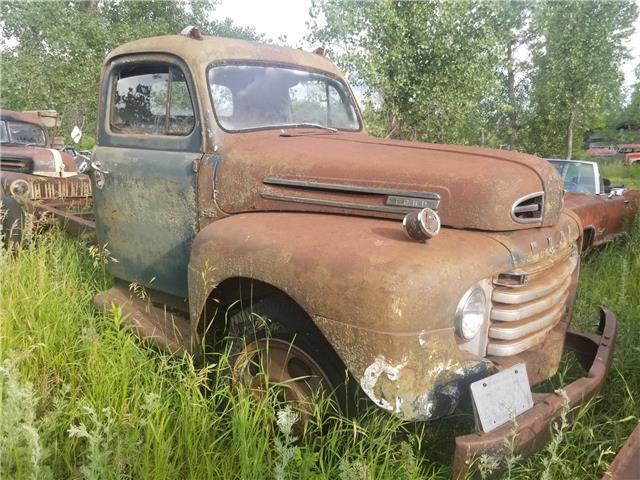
188;212;513;419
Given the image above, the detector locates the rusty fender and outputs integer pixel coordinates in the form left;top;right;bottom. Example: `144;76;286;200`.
188;211;518;420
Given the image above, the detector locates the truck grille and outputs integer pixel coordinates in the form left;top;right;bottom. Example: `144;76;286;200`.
0;154;33;173
487;247;578;356
30;178;92;200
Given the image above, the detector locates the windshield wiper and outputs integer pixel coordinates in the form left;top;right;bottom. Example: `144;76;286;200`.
279;123;338;136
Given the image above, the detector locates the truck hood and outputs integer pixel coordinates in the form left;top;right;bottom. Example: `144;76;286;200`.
0;144;78;177
215;131;563;231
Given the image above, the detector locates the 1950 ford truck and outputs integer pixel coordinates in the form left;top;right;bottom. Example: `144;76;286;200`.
78;29;617;476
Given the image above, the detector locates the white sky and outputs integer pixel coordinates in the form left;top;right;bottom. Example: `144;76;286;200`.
212;0;640;89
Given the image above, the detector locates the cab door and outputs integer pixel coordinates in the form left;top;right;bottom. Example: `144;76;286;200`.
92;55;202;298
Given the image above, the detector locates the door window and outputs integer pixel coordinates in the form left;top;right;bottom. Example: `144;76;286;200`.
111;64;195;135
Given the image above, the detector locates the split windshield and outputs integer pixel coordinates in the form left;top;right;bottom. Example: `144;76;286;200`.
208;64;360;132
0;120;47;146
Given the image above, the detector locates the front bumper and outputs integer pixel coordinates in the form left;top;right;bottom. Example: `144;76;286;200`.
453;307;617;479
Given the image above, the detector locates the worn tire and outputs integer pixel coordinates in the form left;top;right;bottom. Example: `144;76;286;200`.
226;295;352;416
1;194;24;250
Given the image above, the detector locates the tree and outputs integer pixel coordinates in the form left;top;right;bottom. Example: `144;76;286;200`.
526;0;637;158
309;0;507;145
0;0;257;143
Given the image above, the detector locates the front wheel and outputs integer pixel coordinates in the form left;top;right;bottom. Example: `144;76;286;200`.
1;194;25;251
226;296;349;422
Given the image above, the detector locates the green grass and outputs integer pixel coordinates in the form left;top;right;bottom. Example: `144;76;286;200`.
2;208;639;479
599;160;640;189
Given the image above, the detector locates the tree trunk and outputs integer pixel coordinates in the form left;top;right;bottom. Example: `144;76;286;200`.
506;40;517;150
566;108;576;160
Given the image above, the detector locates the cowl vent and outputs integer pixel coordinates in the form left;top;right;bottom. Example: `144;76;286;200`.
511;192;544;224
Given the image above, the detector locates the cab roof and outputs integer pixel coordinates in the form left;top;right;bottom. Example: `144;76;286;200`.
0;109;44;127
105;34;343;77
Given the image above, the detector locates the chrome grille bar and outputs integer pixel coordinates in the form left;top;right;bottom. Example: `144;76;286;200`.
487;247;577;356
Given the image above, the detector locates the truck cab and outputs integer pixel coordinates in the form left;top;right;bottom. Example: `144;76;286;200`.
83;30;616;476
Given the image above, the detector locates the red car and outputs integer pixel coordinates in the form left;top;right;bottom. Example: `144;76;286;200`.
548;159;639;250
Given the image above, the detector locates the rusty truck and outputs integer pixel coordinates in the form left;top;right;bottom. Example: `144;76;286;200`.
0;109;93;245
70;29;617;477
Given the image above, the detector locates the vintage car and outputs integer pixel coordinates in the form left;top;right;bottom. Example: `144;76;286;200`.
66;29;618;477
548;158;639;250
0;109;93;244
625;152;640;166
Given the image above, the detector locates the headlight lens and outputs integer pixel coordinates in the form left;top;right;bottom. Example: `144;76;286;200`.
9;179;30;197
455;285;487;340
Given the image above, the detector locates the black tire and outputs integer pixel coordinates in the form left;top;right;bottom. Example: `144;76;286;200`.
1;194;24;250
226;295;352;416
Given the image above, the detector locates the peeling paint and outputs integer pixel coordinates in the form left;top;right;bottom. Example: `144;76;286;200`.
360;356;407;412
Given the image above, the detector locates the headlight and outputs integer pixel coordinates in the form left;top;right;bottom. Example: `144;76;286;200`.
9;179;31;198
455;284;487;340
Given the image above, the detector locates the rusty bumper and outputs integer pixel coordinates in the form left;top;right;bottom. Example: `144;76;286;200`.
453;306;617;479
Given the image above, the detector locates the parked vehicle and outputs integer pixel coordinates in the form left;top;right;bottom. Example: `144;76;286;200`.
585;145;617;157
625;152;640;166
618;143;640;154
0;109;93;244
60;30;616;477
548;158;639;250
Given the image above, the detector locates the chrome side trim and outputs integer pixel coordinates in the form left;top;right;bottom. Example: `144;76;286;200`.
511;191;544;224
260;192;419;214
264;177;441;203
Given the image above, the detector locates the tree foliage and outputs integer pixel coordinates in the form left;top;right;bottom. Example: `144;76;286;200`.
0;0;257;142
309;0;507;144
309;0;638;155
526;0;637;158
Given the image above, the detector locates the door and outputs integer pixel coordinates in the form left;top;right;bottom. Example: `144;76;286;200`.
92;56;202;298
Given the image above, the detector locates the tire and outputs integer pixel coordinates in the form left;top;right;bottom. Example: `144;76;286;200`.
226;295;352;419
1;194;24;250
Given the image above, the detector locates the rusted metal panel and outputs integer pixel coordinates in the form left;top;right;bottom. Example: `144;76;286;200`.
94;283;194;355
603;423;640;480
92;146;200;299
212;130;563;232
564;191;640;248
453;307;617;479
187;211;580;421
106;35;345;82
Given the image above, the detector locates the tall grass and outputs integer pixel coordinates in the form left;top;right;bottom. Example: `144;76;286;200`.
599;160;640;189
1;213;639;479
0;230;431;479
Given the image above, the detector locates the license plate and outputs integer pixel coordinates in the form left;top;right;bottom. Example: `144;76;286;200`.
470;363;533;433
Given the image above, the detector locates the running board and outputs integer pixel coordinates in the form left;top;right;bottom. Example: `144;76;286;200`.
93;285;195;356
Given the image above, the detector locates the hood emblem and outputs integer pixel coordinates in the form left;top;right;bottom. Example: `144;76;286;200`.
386;195;438;210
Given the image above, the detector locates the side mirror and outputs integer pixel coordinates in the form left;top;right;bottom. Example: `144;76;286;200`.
602;178;611;194
71;126;82;144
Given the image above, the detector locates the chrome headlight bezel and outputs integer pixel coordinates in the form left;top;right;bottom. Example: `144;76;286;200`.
455;285;487;340
454;279;492;356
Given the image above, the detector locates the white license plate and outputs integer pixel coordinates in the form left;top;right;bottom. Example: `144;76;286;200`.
470;363;533;433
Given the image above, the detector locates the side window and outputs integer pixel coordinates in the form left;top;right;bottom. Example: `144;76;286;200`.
111;64;195;135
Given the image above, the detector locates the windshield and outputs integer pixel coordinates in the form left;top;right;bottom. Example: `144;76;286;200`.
0;120;46;146
549;160;597;194
208;64;361;132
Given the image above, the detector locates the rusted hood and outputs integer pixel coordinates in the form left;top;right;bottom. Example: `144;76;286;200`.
0;144;78;177
215;131;563;231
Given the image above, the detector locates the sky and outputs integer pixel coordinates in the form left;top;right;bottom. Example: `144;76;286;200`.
212;0;640;89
